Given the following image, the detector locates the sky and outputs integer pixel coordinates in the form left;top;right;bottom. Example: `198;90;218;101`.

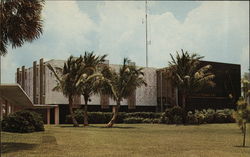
1;0;249;83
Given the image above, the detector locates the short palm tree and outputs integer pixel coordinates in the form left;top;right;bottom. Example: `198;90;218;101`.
101;58;147;127
0;0;44;55
168;49;215;113
47;56;82;127
233;77;250;147
76;52;107;126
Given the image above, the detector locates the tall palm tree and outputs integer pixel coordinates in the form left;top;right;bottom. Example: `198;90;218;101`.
168;49;215;112
101;58;147;127
76;52;107;126
47;56;82;127
0;0;44;55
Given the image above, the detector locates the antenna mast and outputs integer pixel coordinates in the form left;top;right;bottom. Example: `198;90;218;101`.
145;0;148;67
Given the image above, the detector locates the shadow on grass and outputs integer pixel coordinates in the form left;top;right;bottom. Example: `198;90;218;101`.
89;125;136;129
234;145;250;148
59;125;83;128
59;125;136;129
1;142;38;154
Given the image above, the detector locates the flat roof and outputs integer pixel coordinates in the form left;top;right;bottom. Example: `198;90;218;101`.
0;84;33;107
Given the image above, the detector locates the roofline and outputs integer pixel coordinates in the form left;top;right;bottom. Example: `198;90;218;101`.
0;84;33;107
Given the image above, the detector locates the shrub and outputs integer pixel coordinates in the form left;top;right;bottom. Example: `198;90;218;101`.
162;106;184;124
125;112;161;119
67;110;161;124
214;109;235;123
186;111;198;124
203;109;215;123
1;110;44;133
185;108;235;125
66;110;125;124
194;110;205;124
173;115;183;124
123;117;144;124
160;113;170;124
142;118;152;123
152;118;161;124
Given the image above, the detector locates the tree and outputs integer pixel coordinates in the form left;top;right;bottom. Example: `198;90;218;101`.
101;58;147;127
0;0;44;55
167;50;215;120
47;56;82;127
233;77;250;147
76;52;107;126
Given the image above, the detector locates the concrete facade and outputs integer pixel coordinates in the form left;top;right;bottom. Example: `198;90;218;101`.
16;59;158;107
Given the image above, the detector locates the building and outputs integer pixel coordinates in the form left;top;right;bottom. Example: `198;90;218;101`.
15;58;241;124
16;59;157;124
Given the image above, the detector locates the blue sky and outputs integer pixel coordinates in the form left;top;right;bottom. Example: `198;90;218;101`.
2;1;249;83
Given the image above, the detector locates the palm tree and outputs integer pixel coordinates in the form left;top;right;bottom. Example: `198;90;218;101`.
233;77;250;147
101;58;147;127
0;0;44;55
168;49;215;114
47;56;82;127
76;52;107;126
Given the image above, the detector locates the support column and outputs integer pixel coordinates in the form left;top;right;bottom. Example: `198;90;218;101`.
47;107;51;125
0;103;3;120
5;100;9;115
55;106;59;125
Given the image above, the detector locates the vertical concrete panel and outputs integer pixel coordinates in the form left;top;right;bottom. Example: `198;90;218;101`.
128;90;136;109
100;94;109;109
21;66;25;89
33;61;37;104
36;66;40;104
16;68;20;84
40;58;44;104
43;64;46;104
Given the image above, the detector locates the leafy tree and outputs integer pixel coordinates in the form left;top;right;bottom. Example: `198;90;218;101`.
101;58;147;127
0;0;44;55
47;56;83;127
76;52;107;126
233;77;250;147
167;50;215;121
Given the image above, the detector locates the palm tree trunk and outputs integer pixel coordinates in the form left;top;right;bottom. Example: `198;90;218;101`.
107;101;120;127
182;94;187;124
83;95;89;127
69;97;79;127
243;122;246;147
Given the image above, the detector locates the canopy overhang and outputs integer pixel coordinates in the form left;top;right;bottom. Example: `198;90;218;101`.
33;104;58;109
0;84;33;107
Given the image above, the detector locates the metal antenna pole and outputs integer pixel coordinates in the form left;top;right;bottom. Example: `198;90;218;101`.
248;48;250;105
145;0;148;67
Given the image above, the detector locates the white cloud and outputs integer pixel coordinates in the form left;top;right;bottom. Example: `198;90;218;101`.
94;1;249;71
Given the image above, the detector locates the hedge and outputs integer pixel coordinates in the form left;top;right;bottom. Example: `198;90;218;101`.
67;108;235;125
67;110;161;124
1;110;44;133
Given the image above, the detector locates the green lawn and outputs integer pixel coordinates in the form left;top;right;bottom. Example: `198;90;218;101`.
1;124;250;157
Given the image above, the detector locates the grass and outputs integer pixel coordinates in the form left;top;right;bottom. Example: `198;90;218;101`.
1;124;250;157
